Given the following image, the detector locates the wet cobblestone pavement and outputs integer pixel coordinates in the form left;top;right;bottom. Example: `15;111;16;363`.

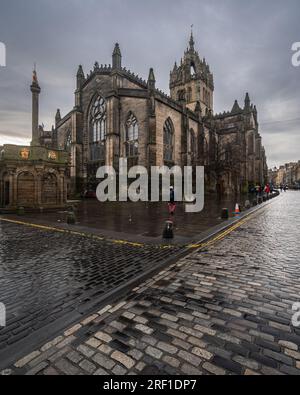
16;195;248;242
0;220;182;360
3;192;300;375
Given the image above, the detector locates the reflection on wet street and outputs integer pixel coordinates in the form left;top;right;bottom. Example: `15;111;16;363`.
3;192;300;375
23;194;250;239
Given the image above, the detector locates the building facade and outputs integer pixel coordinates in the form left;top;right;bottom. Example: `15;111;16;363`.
269;161;300;188
0;71;69;210
1;33;268;209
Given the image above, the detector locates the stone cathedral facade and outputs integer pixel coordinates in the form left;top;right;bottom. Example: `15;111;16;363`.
52;34;267;196
0;34;268;209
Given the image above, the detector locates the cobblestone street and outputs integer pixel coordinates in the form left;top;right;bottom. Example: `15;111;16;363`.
2;192;299;375
0;219;182;362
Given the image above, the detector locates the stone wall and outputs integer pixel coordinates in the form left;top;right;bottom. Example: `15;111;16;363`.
50;59;268;197
155;100;182;167
0;145;68;209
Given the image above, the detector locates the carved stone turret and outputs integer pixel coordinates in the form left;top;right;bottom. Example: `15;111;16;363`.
76;65;85;88
55;109;61;126
231;100;242;114
147;68;156;91
244;92;251;112
75;65;85;110
112;43;122;70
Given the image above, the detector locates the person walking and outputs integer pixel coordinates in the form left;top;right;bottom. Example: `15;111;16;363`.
265;184;270;198
255;184;260;197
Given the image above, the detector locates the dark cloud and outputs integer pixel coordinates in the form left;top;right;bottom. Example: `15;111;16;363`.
0;0;299;167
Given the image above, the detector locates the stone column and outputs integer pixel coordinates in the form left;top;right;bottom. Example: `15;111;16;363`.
36;167;44;207
59;168;66;205
9;169;16;207
30;70;41;146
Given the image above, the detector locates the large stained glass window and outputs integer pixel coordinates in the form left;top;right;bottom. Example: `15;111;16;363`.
125;112;139;158
163;117;174;162
90;96;106;160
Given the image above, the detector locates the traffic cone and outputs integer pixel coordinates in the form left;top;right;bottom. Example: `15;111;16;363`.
234;203;240;215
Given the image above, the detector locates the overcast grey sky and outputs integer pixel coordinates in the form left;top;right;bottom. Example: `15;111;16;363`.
0;0;299;168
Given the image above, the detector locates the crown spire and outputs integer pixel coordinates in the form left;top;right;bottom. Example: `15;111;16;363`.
189;25;195;51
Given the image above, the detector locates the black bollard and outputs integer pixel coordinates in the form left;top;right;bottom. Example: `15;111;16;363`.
163;221;174;239
67;211;76;224
253;199;257;206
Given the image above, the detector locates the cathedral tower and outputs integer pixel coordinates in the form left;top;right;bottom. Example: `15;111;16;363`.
169;31;214;114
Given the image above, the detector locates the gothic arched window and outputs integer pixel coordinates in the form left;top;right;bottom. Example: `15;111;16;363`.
190;62;196;77
164;118;174;163
125;112;139;158
90;95;106;161
91;96;106;143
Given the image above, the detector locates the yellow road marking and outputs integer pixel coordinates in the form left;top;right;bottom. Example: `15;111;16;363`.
0;217;145;248
0;205;264;251
187;209;261;250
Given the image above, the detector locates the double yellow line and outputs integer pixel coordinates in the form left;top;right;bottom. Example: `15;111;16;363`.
0;217;145;248
187;210;261;250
